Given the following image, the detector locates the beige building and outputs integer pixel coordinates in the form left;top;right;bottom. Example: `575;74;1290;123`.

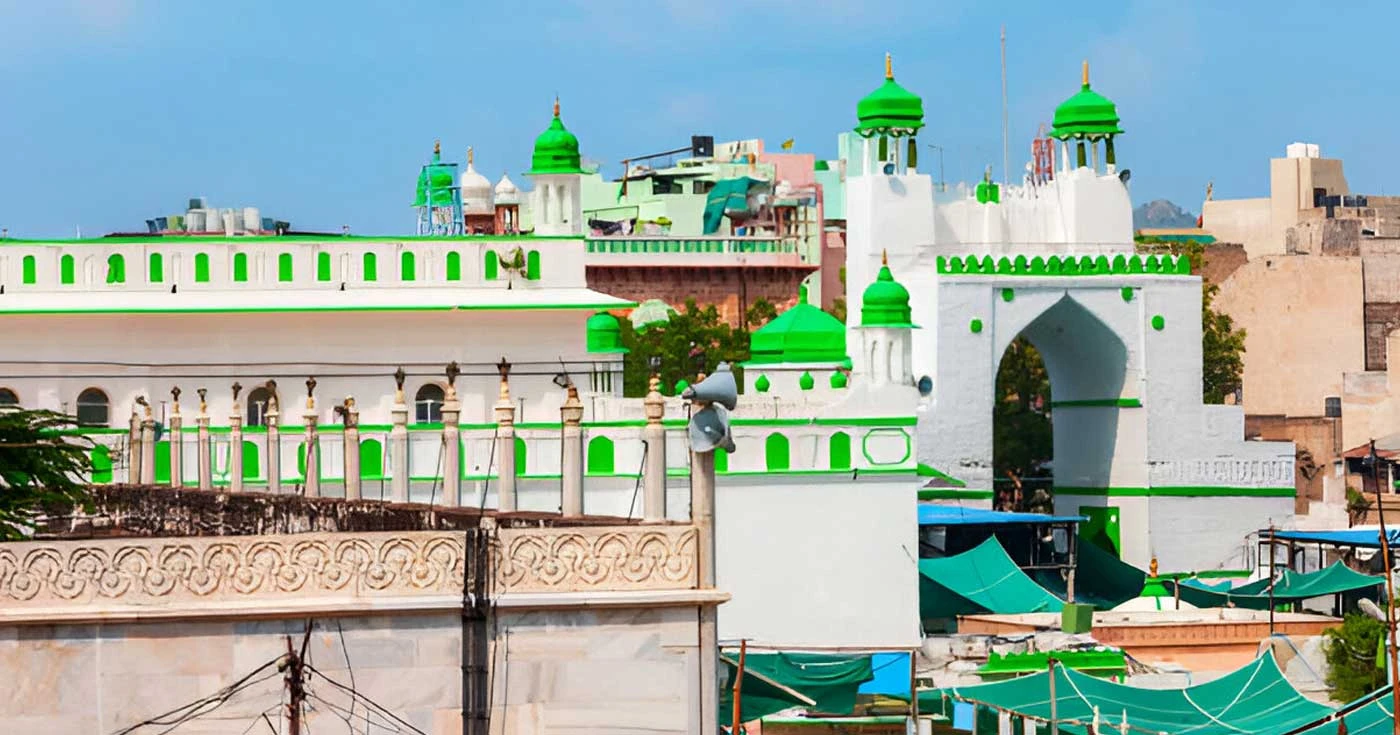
1203;143;1352;260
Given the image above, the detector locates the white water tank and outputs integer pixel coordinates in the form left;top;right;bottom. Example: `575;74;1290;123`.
203;208;222;232
1286;142;1321;159
242;207;260;233
221;210;236;235
184;209;206;232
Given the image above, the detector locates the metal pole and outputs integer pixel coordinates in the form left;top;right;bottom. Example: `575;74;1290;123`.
1368;438;1400;734
285;636;304;735
1000;25;1009;185
732;639;747;734
1268;525;1276;636
1047;657;1057;734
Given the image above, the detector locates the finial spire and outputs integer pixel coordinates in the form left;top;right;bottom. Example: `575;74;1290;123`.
884;52;893;80
467;146;474;166
1082;59;1090;88
434;139;441;156
553;96;560;118
882;248;889;266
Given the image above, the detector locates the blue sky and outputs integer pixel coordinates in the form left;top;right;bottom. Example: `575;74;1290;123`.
0;1;1395;237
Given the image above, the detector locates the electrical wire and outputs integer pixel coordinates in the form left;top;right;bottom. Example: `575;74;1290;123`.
304;664;428;735
335;619;365;734
111;657;285;734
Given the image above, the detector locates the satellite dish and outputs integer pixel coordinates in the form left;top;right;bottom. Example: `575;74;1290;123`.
688;404;736;454
682;362;737;411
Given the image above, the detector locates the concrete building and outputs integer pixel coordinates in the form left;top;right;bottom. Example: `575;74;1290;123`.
1202;143;1353;260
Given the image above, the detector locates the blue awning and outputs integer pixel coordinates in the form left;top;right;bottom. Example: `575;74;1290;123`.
1267;528;1400;549
918;504;1085;527
857;652;912;696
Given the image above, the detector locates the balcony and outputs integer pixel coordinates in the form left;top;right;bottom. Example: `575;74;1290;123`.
584;236;810;269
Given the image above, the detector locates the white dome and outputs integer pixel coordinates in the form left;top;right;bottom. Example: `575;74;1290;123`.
460;149;494;216
494;173;520;205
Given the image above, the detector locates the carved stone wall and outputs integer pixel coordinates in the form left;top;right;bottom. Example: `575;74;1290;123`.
0;525;698;620
1147;458;1294;487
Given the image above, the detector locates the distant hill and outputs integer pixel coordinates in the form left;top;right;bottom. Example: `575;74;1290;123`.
1133;199;1197;230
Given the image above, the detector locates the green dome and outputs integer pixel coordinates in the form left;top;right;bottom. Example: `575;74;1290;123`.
413;142;458;208
861;262;914;328
747;292;848;365
1049;63;1122;141
855;55;924;137
585;312;628;354
527;98;584;175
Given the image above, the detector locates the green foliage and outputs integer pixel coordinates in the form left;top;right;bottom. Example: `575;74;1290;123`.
1324;613;1386;703
826;268;848;325
1347;486;1374;525
1136;239;1247;404
994;338;1053;506
619;299;753;397
0;407;94;539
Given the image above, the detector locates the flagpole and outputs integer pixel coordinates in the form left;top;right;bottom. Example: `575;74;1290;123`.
1000;25;1009;185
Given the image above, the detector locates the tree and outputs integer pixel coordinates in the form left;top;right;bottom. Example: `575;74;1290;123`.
825;267;847;325
1136;238;1247;403
620;299;753;396
0;407;93;540
993;338;1053;511
1324;613;1386;703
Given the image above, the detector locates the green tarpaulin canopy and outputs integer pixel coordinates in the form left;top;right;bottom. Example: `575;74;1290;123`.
919;537;1065;618
1031;538;1147;610
938;651;1333;735
719;652;875;723
702;177;761;234
1291;691;1394;735
1168;562;1382;610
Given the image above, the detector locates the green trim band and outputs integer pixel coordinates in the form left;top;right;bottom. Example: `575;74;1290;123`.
919;489;994;501
0;302;634;316
936;253;1193;277
77;416;913;435
2;234;581;246
1050;398;1142;408
916;463;967;487
1055;486;1296;498
715;467;915;478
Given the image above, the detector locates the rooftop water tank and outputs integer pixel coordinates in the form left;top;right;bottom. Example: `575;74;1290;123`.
185;209;207;232
203;208;222;233
242;207;261;233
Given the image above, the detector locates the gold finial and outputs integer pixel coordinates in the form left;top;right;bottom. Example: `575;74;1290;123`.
1082;60;1090;88
467;146;474;166
434;139;441;156
882;249;889;266
885;52;893;80
1149;557;1159;577
553;96;560;118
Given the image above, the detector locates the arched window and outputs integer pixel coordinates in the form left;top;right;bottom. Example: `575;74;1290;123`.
765;433;790;471
513;436;526;476
360;439;384;479
106;254;125;284
526;250;541;280
195;253;211;282
317;251;332;282
829;431;852;470
91;445;113;483
587;436;615;474
241;440;260;480
148;252;164;283
484;250;499;280
232;253;248;282
414;384;445;423
278;253;293;282
714;447;729;473
76;388;110;427
400;251;416;281
21;255;36;285
246;386;273;426
446;251;462;281
363;252;378;281
0;388;18;406
60;254;75;285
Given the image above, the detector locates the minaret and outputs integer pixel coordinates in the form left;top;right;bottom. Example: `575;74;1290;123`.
856;251;916;386
525;97;585;236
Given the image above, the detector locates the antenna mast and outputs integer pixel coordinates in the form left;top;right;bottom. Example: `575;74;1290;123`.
1001;25;1010;185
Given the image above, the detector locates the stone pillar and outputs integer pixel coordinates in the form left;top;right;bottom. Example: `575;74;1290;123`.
196;389;212;491
560;384;584;517
342;398;361;501
265;388;282;494
642;376;667;522
138;399;155;485
228;383;244;493
302;378;320;497
168;388;183;488
1105;137;1117;172
494;360;517;512
390;369;410;503
1076;141;1087;169
441;363;462;507
692;447;719;735
127;409;141;484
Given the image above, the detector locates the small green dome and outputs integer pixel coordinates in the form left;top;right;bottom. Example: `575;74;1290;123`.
830;371;848;389
413;142;458;208
747;290;848;365
527;98;584;175
861;260;914;328
1049;62;1122;141
755;375;771;393
585;312;628;354
855;54;924;137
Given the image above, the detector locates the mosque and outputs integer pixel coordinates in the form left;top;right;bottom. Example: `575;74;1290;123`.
0;58;1295;651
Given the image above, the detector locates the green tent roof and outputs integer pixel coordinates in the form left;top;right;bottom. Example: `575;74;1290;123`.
721;652;873;721
702;177;760;235
939;651;1332;735
1049;62;1123;141
918;537;1065;619
1167;561;1382;610
855;54;924;137
747;291;847;365
861;262;914;328
719;654;818;725
526;98;584;175
1030;538;1146;610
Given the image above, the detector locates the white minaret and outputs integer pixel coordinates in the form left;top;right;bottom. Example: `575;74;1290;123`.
526;97;584;237
855;252;915;387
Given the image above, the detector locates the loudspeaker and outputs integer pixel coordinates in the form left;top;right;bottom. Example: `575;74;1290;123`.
682;362;737;410
691;135;714;159
688;404;735;454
